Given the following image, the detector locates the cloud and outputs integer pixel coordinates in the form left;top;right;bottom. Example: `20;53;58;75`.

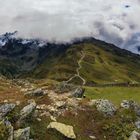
0;0;140;53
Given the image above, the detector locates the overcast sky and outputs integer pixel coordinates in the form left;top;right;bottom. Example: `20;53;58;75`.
0;0;140;53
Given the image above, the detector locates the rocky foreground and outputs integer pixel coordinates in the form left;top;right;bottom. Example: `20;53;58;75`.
0;79;140;140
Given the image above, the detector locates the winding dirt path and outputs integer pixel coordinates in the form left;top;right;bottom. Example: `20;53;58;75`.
66;51;86;86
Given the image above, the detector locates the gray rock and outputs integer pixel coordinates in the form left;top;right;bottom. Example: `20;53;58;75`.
20;101;36;120
72;87;85;98
14;127;30;140
135;120;140;129
24;88;47;97
0;103;16;120
121;100;137;109
128;130;140;140
47;122;76;139
121;100;131;109
134;106;140;117
95;99;116;116
55;82;76;93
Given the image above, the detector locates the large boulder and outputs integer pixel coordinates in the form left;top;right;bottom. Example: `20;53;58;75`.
72;87;85;98
24;88;47;97
128;131;140;140
14;127;30;140
20;101;36;120
0;103;16;120
95;99;116;116
47;122;76;139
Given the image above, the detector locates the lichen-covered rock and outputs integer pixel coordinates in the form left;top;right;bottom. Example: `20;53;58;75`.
47;122;76;139
121;100;137;109
0;103;16;120
20;101;36;120
121;100;131;109
14;127;30;140
72;87;85;98
128;131;140;140
120;100;140;117
134;106;140;117
95;99;116;116
24;88;47;97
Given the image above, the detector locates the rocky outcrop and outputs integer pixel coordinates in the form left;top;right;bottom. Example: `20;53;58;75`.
72;87;85;98
55;82;76;93
128;131;140;140
24;88;47;97
20;101;36;120
95;99;116;116
14;127;30;140
47;122;76;139
0;103;16;120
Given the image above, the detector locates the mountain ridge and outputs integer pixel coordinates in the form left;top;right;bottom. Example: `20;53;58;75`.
0;32;140;84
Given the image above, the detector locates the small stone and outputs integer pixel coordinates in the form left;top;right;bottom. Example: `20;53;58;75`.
121;100;130;109
36;104;48;110
50;116;57;122
135;120;140;129
128;130;140;140
88;100;97;106
4;100;8;103
89;135;96;139
16;101;20;106
40;111;51;117
55;101;66;109
37;118;41;122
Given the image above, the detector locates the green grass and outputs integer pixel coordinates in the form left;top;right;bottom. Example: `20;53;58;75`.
85;86;140;105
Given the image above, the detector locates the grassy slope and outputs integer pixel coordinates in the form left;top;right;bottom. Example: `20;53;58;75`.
29;40;140;84
85;86;140;105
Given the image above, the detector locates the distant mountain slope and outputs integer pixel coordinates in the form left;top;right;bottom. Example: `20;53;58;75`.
0;32;140;84
25;38;140;84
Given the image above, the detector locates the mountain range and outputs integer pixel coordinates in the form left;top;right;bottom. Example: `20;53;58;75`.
1;32;140;85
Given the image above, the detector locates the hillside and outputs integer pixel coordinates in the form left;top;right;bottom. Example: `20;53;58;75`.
1;34;140;84
25;38;140;85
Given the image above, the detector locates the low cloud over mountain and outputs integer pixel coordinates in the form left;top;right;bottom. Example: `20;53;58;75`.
0;0;140;53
